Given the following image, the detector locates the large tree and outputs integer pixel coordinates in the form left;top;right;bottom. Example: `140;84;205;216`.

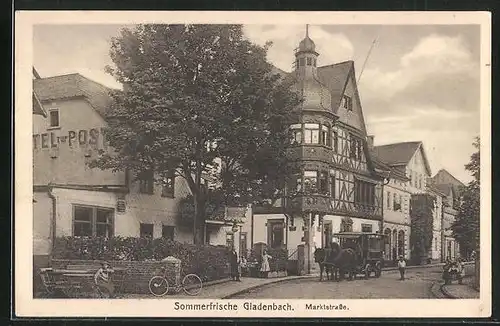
90;24;301;244
451;137;480;256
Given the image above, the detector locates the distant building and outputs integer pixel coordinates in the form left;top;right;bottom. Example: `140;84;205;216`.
373;141;443;262
431;169;465;261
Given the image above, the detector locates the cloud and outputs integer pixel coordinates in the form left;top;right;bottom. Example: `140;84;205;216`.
359;33;479;118
243;25;354;72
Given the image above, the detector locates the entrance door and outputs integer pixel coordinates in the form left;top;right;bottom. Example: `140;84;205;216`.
240;232;248;259
323;221;332;247
267;220;285;248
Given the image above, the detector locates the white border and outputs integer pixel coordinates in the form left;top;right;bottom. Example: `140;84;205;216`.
15;11;492;318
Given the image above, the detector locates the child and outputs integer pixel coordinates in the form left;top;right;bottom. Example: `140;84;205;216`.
397;255;406;281
94;261;115;298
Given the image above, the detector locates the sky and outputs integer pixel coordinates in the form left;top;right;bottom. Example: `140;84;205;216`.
33;24;481;184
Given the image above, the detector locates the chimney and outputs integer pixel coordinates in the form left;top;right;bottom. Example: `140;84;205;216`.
367;135;374;150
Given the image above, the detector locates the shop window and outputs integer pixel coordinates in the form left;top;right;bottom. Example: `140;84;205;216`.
161;171;175;198
73;205;114;237
361;224;372;233
49;109;60;128
139;170;154;194
162;225;175;240
303;171;318;194
140;223;154;237
304;123;320;144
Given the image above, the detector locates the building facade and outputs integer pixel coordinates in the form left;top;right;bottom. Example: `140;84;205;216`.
32;72;246;266
250;28;387;271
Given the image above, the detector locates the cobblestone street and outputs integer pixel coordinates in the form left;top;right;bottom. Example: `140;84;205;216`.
229;265;473;299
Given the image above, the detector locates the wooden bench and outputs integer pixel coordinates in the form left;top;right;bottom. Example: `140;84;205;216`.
66;264;128;297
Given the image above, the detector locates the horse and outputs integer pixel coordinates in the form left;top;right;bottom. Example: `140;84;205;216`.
329;242;359;281
313;248;335;281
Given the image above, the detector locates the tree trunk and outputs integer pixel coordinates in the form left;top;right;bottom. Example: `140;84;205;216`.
193;193;205;245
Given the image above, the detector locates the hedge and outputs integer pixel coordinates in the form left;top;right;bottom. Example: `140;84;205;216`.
52;236;230;282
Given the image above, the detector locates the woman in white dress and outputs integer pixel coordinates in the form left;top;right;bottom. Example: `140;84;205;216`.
260;250;272;278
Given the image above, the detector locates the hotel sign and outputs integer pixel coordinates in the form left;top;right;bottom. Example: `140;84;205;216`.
33;128;106;149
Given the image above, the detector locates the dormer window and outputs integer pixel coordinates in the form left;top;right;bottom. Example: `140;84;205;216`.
341;95;352;111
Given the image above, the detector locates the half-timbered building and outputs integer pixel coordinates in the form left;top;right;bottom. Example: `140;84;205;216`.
250;27;388;271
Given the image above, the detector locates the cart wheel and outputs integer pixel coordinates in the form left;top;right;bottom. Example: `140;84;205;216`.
364;264;371;279
149;276;169;297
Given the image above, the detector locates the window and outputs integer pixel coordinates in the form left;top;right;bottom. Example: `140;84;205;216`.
162;225;175;240
304;123;320;144
361;224;373;233
394;193;401;211
303;171;318;193
306;57;312;66
140;223;154;237
329;172;336;198
350;136;357;158
320;125;330;146
49;109;60;128
434;237;438;251
313;58;317;67
290;124;302;144
161;172;175;198
387;191;391;209
357;140;363;160
296;175;302;193
332;131;339;152
299;58;305;66
319;171;328;194
354;179;375;207
139;170;154;194
73;205;114;237
341;95;352;111
226;232;234;248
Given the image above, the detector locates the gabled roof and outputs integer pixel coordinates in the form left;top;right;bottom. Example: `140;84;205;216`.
33;73;112;117
370;150;410;181
373;141;431;176
317;60;352;114
432;169;465;188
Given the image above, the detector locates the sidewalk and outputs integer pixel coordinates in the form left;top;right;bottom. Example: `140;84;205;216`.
121;274;318;299
441;276;480;299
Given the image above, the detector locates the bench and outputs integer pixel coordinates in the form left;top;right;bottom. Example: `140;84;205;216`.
67;264;102;272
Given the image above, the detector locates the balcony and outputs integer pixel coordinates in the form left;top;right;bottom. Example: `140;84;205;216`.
287;144;333;164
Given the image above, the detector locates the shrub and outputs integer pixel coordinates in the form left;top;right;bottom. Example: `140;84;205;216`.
52;236;229;282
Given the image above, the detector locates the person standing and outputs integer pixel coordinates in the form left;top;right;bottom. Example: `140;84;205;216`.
260;249;272;278
397;255;407;280
229;247;241;281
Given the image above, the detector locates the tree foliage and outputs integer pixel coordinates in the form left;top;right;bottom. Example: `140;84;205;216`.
89;24;302;244
451;137;480;256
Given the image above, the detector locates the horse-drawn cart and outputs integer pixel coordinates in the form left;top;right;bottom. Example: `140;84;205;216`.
314;232;385;281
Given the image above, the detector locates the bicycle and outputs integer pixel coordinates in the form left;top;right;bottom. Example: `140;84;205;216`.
148;266;203;297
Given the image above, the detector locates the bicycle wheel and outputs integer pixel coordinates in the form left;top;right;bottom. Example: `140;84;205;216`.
149;276;169;297
182;274;202;296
